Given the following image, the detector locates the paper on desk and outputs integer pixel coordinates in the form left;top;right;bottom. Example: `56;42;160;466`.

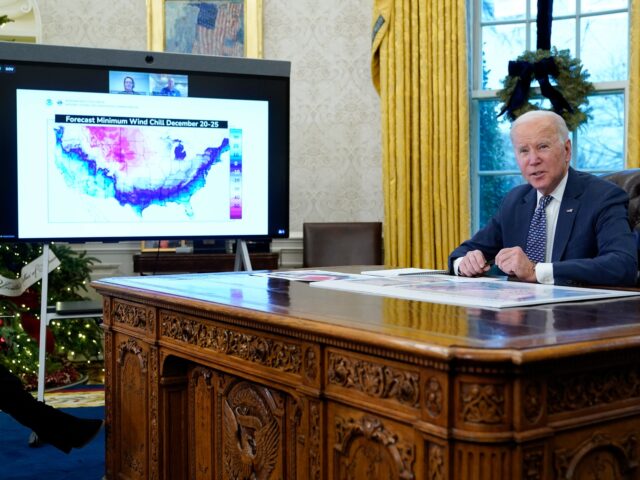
252;269;364;282
361;268;448;276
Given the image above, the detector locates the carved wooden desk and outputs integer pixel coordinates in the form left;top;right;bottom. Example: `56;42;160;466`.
93;270;640;480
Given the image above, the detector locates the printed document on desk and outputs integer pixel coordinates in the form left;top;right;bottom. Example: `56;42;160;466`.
361;268;448;276
310;275;640;309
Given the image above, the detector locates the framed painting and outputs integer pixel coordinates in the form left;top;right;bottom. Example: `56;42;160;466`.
147;0;263;58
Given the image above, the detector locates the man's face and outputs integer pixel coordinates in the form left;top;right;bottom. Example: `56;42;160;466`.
512;117;571;195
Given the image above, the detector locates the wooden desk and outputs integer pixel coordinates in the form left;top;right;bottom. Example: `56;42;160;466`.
93;269;640;480
132;252;279;274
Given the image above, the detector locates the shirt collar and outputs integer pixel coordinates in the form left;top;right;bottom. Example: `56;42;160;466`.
536;170;569;204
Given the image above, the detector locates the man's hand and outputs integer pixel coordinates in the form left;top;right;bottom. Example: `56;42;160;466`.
494;246;537;282
458;250;491;277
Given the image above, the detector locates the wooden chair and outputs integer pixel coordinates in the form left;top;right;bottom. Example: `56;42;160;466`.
302;222;383;268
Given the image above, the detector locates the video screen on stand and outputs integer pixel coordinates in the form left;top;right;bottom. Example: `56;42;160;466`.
0;43;290;243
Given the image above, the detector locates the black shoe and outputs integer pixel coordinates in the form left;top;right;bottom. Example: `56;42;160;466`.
71;418;104;449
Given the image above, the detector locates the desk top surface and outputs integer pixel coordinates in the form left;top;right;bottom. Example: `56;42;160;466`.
93;268;640;363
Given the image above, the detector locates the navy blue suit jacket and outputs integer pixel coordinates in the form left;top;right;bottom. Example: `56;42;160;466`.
449;168;638;286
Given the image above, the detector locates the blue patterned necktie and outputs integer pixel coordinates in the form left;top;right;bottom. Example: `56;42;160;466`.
525;195;553;263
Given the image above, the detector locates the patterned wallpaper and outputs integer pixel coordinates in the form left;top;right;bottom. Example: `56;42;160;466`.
36;0;382;234
38;0;147;49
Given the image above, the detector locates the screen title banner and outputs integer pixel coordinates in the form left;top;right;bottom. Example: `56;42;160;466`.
55;114;227;128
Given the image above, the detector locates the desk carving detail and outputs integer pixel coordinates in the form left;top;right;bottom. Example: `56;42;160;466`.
523;446;544;480
548;366;640;414
222;382;281;480
428;444;445;480
113;301;152;330
149;347;159;480
523;380;544;424
328;352;420;408
554;431;638;479
310;401;322;480
334;414;415;480
160;312;303;374
117;338;148;372
425;377;444;418
304;347;319;381
460;382;506;424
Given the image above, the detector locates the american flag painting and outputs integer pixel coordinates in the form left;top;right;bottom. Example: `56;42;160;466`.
164;1;245;57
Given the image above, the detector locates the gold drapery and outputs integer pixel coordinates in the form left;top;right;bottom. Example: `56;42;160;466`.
629;0;640;168
371;0;470;269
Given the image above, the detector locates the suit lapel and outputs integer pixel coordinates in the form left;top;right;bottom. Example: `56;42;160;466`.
552;168;582;261
516;188;537;247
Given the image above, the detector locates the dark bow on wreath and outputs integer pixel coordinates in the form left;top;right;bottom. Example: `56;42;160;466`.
498;0;573;120
498;56;573;120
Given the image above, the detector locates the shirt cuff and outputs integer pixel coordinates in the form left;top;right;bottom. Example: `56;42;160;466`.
453;257;463;275
535;262;554;284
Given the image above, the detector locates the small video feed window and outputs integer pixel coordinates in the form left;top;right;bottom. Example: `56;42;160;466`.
150;73;189;97
108;71;150;95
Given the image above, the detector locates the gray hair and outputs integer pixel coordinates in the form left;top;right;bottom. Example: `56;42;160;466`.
510;110;569;143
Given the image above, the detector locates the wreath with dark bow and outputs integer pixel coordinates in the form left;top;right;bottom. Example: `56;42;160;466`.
497;48;594;132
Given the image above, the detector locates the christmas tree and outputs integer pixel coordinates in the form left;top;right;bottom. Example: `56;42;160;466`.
0;243;102;389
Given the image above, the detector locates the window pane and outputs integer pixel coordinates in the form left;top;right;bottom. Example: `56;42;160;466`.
478;100;517;171
478;175;524;227
580;13;628;82
581;0;627;14
482;0;526;22
576;93;625;171
546;18;575;54
531;0;576;17
482;24;526;89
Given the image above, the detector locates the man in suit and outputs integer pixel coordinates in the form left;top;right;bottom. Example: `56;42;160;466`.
449;110;637;286
0;363;103;453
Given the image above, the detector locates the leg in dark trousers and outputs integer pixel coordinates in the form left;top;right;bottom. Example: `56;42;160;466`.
0;363;102;453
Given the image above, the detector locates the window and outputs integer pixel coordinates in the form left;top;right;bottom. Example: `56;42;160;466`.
470;0;629;229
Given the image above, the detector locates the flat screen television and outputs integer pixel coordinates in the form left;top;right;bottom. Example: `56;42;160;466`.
0;42;290;243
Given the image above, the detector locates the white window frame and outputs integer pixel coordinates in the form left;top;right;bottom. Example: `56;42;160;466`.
469;0;630;231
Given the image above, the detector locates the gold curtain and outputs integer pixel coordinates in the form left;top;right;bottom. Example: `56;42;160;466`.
629;0;640;168
371;0;470;269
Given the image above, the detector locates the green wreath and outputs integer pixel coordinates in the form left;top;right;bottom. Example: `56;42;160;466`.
497;48;594;132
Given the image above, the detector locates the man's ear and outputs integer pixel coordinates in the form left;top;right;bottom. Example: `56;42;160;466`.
564;138;572;163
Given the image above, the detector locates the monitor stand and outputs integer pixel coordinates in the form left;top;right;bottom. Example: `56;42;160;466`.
233;239;253;272
36;243;51;403
30;243;52;448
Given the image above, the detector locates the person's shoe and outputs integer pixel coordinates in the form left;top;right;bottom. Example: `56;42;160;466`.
71;418;104;449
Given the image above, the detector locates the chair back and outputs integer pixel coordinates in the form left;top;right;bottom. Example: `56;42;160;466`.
602;169;640;230
603;169;640;284
302;222;383;268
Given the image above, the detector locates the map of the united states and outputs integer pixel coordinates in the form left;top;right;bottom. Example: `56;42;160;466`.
53;125;229;216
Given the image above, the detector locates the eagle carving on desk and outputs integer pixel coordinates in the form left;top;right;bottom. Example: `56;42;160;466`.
223;400;280;479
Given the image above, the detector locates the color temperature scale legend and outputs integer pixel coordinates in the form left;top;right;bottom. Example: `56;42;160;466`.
229;128;242;219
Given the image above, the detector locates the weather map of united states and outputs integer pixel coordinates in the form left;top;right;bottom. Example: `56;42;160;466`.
53;124;229;216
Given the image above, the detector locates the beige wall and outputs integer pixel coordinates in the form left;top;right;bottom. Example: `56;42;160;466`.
36;0;383;233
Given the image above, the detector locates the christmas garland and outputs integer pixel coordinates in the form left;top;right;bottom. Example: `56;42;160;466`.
0;15;12;26
497;48;594;132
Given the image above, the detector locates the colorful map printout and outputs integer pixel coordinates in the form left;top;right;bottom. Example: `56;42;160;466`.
309;274;640;309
